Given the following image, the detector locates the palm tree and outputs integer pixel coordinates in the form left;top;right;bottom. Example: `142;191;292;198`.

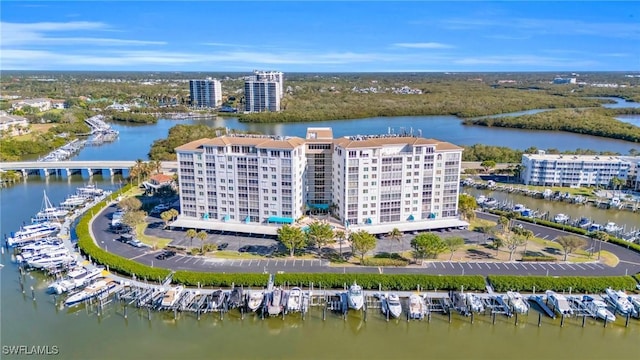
186;229;197;248
196;230;208;253
150;160;163;175
335;230;346;259
387;228;402;242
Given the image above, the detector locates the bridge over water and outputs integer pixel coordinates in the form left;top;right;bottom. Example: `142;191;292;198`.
0;161;177;179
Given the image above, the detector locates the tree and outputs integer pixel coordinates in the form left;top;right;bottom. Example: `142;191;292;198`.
480;160;496;173
387;228;402;242
502;233;527;261
492;235;504;256
457;194;477;221
150;160;163;175
160;210;173;229
609;176;624;190
349;230;377;264
306;221;335;256
122;210;146;231
196;230;208;253
411;233;446;261
556;235;587;261
186;228;197;247
498;216;509;233
277;225;306;257
129;159;146;185
118;196;142;212
335;230;346;258
589;231;609;260
168;208;179;221
444;236;465;261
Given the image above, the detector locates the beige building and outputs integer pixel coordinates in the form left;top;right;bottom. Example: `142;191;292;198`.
0;112;29;136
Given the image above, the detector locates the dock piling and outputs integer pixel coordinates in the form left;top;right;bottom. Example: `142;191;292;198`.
625;313;630;327
492;312;496;325
514;312;518;326
31;286;35;301
124;304;128;319
560;314;565;327
582;315;586;327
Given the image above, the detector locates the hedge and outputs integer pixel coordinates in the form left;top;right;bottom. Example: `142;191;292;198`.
521;256;557;262
361;258;409;267
488;209;640;254
488;275;638;293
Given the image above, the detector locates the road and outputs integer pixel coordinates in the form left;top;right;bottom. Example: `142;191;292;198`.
90;204;640;276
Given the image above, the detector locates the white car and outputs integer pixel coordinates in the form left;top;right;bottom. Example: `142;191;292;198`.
152;204;170;213
127;239;150;248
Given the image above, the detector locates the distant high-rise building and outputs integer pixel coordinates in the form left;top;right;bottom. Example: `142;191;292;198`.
189;79;222;108
251;70;284;98
244;80;281;112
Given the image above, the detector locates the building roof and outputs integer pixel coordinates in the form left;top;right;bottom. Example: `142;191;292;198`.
334;135;462;151
306;127;333;140
150;174;173;183
0;113;28;124
523;153;629;163
175;135;306;151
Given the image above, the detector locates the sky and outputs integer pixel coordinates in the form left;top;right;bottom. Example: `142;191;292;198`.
1;1;639;72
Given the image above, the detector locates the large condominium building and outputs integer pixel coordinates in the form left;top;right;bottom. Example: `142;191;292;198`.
244;81;281;112
251;70;284;98
174;129;465;235
521;152;632;187
189;79;223;108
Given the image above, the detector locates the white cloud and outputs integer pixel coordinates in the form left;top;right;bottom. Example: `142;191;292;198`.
453;55;598;68
393;42;454;49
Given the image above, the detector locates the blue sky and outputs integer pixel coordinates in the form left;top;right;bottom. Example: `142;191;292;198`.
1;1;638;72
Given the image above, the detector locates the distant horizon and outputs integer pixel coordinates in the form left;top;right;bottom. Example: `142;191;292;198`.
2;70;640;74
1;1;638;72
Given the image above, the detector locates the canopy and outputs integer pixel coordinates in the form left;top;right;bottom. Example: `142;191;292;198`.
244;216;250;224
223;214;230;221
307;203;330;210
407;214;414;221
365;218;373;224
267;216;294;224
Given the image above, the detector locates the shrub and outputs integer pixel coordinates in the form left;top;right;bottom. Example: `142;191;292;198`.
521;256;557;262
488;275;637;293
361;258;409;266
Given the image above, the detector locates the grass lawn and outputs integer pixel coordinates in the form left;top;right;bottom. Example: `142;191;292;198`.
136;223;172;249
468;218;496;231
210;251;265;259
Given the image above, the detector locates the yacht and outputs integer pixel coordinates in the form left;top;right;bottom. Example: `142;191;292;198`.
227;286;243;309
513;204;526;212
17;245;68;262
408;294;426;320
604;288;635;315
7;223;61;246
59;195;88;209
553;213;570;223
545;290;573;316
77;184;104;197
246;291;265;312
268;288;284;316
483;198;498;207
628;296;640;316
64;279;118;307
210;290;227;310
506;291;529;314
380;293;402;319
161;286;184;308
588;224;602;232
33;190;68;223
347;282;364;311
19;237;62;252
286;287;303;313
577;217;592;229
26;253;75;269
466;293;485;313
582;296;616;322
604;222;622;234
48;267;104;294
476;195;487;205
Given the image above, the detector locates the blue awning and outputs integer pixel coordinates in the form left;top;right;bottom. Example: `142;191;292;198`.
428;213;436;219
408;214;414;221
223;214;230;221
244;216;250;224
203;213;209;219
267;216;294;224
307;203;330;210
366;218;372;224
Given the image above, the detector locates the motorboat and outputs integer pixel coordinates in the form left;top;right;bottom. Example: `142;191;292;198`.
380;293;402;319
545;290;573;316
246;291;264;312
64;279;118;307
577;217;592;229
19;237;62;252
588;224;602;232
483;198;498;207
553;213;570;223
228;286;243;309
506;291;529;314
268;288;284;316
408;294;426;320
210;290;227;310
286;287;303;313
513;204;526;212
582;296;616;322
26;253;75;269
347;282;364;311
466;293;485;313
7;223;61;246
17;245;68;262
59;195;88;209
161;286;184;308
605;288;635;315
476;195;487;205
628;296;640;316
48;267;104;295
76;184;104;197
604;222;622;234
33;190;68;222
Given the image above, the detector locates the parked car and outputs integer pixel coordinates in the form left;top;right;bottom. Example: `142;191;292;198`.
238;245;257;253
128;239;149;248
155;250;176;260
217;242;229;250
151;204;170;213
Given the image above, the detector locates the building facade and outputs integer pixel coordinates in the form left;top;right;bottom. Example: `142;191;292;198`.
251;70;284;98
244;81;281;112
189;79;223;108
521;152;632;187
174;129;464;235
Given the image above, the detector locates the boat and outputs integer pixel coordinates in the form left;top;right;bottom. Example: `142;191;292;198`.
228;286;243;309
506;291;529;314
604;288;635;315
267;288;284;316
466;293;485;313
380;293;402;319
604;222;622;234
628;296;640;316
17;245;68;262
527;295;555;318
408;294;426;320
483;198;498;207
545;290;573;316
347;282;364;311
26;253;75;269
588;224;602;232
76;184;104;197
553;213;570;223
513;204;526;212
476;195;487;205
577;217;592;229
210;290;226;310
582;296;616;322
161;286;184;308
286;287;303;313
48;267;104;295
7;223;61;246
32;190;68;223
64;279;118;307
18;237;62;252
59;195;88;209
246;291;264;312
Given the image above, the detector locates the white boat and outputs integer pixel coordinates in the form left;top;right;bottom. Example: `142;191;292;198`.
268;288;284;316
286;287;303;312
17;245;68;262
77;184;104;197
582;296;616;322
506;291;529;314
628;296;640;316
466;293;485;313
33;190;68;222
161;286;184;307
7;223;61;246
604;222;622;234
347;282;364;311
59;195;88;209
545;290;573;316
483;198;498;207
408;294;426;320
605;288;635;315
19;237;62;252
577;217;592;229
380;293;402;319
476;195;487;205
65;279;118;307
48;267;104;294
553;213;570;223
588;224;602;232
26;253;75;269
246;291;265;312
513;204;526;212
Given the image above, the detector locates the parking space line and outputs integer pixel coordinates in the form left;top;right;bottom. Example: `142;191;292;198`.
248;260;253;266
284;259;287;266
466;263;473;269
437;262;444;269
546;263;555;270
240;260;245;266
528;263;536;270
484;263;491;269
293;259;297;267
575;263;585;270
592;263;604;269
448;262;454;269
301;260;304;267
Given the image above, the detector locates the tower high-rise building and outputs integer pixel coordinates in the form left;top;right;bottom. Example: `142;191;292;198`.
244;80;281;112
189;78;222;108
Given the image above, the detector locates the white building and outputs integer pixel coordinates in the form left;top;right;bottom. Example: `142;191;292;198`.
521;152;632;187
251;70;284;99
0;112;29;136
244;81;281;112
11;98;52;112
189;79;223;108
173;129;465;235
